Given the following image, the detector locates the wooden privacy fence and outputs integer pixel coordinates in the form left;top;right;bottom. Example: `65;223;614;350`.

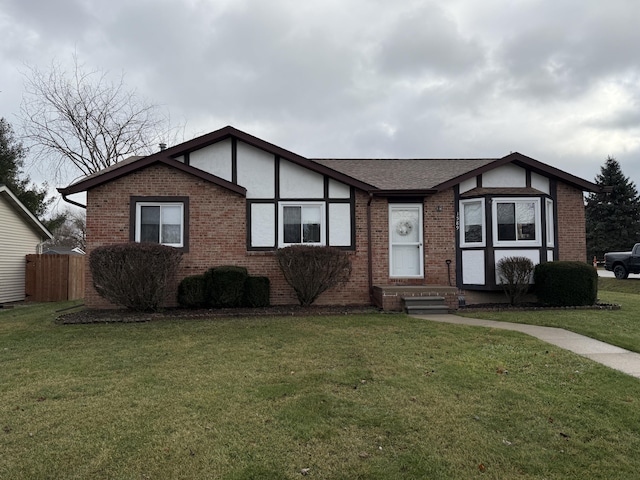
25;254;85;302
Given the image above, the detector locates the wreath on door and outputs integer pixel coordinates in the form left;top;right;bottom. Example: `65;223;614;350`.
395;220;413;236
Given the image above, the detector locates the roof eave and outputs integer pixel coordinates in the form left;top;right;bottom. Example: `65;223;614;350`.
505;152;602;193
58;156;247;197
154;126;376;191
430;159;501;192
0;186;53;240
58;126;374;195
432;153;603;193
370;189;438;197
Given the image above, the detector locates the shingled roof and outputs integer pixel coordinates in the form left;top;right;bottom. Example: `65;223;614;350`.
58;126;603;199
312;158;497;191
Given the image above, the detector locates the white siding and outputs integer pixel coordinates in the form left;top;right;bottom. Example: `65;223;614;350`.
190;139;233;181
0;197;42;303
483;164;526;187
329;203;351;246
462;250;485;285
279;160;324;198
494;249;540;284
328;179;350;199
531;172;550;194
237;142;275;198
251;204;276;247
459;177;477;194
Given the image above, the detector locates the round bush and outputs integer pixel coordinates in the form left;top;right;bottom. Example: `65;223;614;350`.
204;266;249;308
177;274;208;308
534;261;598;306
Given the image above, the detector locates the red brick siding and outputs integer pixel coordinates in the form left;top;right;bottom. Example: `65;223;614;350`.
424;191;457;286
84;164;372;308
368;191;457;287
556;182;587;262
368;195;389;286
83;162;588;310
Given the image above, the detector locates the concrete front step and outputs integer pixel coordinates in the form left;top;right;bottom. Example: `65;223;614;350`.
402;296;450;315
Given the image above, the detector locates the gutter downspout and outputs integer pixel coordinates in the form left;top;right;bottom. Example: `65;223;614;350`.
367;192;374;305
61;193;87;210
36;239;48;254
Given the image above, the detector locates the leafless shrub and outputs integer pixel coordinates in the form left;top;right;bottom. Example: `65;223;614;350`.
276;246;352;306
497;256;534;305
90;243;182;311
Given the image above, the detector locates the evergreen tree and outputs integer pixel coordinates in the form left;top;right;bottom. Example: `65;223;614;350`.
586;156;640;262
0;117;49;217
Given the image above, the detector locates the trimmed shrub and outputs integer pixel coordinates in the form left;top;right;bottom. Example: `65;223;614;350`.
276;245;352;306
89;242;182;311
496;256;534;305
205;266;249;308
243;276;271;307
534;261;598;306
177;274;208;308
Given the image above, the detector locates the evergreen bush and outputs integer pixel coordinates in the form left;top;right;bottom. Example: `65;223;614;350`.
205;266;249;308
177;274;208;308
534;261;598;306
243;276;270;308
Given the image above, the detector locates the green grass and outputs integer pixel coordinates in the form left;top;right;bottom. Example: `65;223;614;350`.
458;277;640;353
2;301;640;478
598;275;640;295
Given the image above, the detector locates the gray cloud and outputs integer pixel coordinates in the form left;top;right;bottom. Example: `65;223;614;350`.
374;3;485;78
1;0;640;190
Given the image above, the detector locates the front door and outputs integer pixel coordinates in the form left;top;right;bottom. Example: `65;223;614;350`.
389;204;424;278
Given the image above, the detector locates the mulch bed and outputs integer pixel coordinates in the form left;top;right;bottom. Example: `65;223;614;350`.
56;301;621;324
56;304;383;324
458;302;621;312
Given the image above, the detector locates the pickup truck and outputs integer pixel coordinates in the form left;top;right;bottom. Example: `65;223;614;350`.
604;243;640;279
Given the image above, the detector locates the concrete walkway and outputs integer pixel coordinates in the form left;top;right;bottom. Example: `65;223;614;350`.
412;314;640;379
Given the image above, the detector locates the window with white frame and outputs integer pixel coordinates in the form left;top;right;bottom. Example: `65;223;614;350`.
546;198;555;247
492;198;541;246
135;202;185;248
460;199;485;246
279;202;325;247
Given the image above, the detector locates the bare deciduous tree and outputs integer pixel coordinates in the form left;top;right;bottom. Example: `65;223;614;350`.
43;207;86;251
20;55;179;181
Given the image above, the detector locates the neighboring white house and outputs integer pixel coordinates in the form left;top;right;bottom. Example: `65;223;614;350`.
0;185;53;304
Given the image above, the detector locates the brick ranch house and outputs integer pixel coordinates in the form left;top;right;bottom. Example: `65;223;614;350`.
58;126;602;311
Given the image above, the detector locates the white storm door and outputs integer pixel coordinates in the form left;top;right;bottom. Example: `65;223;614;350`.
389;204;424;278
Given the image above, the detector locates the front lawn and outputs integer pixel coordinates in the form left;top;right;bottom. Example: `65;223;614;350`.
2;302;640;479
458;278;640;353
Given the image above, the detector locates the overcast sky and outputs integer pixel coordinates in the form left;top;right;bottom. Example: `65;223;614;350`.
2;0;640;195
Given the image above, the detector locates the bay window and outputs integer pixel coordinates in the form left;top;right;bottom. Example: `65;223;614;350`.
546;198;555;247
492;198;541;246
460;199;485;246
